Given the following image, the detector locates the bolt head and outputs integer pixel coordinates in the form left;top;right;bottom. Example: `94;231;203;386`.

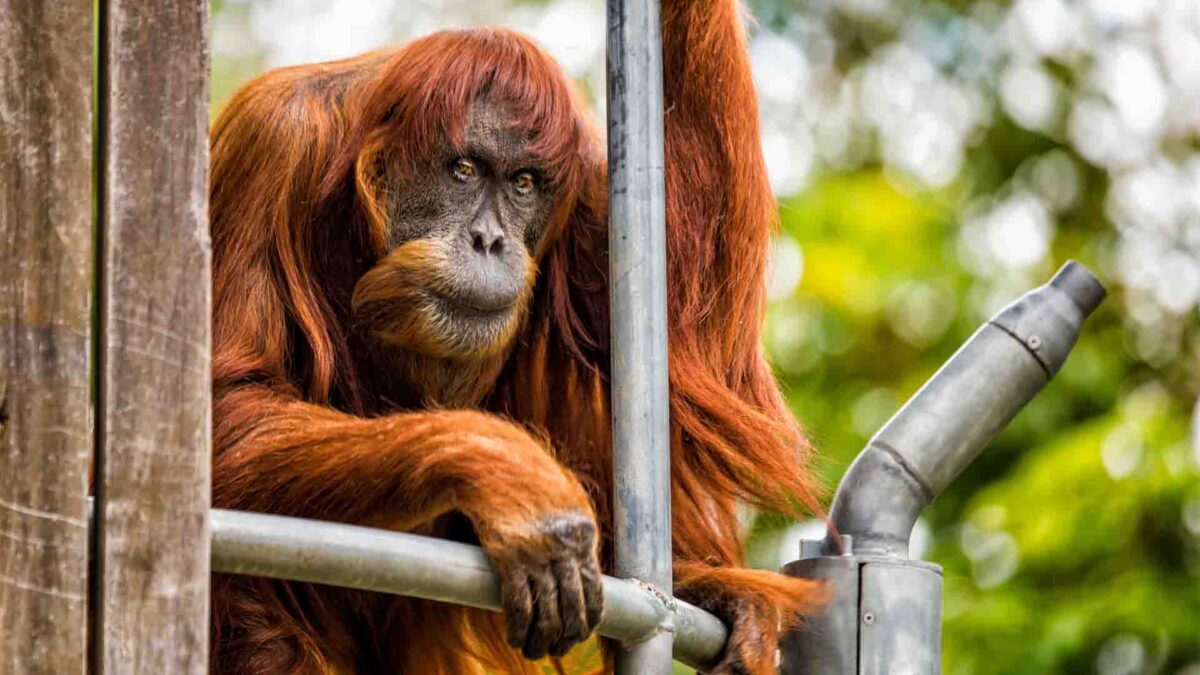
1027;334;1042;350
863;612;875;625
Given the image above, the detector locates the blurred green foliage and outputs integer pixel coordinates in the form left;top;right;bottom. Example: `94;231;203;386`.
752;169;1199;673
736;1;1200;671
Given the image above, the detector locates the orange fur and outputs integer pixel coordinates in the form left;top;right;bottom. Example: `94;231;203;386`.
209;0;823;672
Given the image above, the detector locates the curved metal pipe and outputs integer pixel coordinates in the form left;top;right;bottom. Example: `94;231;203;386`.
826;261;1106;558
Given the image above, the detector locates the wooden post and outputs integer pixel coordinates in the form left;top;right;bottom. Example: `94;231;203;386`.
0;2;94;673
93;1;212;672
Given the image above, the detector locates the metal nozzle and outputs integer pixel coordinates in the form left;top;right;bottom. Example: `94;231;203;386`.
1050;260;1107;316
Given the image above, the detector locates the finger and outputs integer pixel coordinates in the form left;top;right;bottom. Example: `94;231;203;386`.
712;604;768;675
549;557;587;656
523;569;562;660
579;554;604;633
499;564;533;650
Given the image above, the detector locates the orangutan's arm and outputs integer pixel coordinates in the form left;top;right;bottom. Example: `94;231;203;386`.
212;385;603;658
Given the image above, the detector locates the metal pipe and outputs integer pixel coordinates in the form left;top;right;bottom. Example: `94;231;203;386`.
210;509;726;670
783;262;1106;674
826;261;1106;558
606;0;673;670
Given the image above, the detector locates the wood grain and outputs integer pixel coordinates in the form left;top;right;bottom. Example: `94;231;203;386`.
96;0;212;672
0;1;94;672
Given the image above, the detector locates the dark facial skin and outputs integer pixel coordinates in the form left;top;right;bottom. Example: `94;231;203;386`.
350;99;560;400
359;104;601;657
383;99;556;351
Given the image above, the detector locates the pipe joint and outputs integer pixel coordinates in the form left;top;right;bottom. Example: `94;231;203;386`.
825;442;931;558
629;578;677;641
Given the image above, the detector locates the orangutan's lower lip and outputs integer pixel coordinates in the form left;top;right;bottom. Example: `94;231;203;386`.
425;290;516;318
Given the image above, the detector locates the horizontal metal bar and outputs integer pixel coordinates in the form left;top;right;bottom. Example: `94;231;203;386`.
210;509;726;670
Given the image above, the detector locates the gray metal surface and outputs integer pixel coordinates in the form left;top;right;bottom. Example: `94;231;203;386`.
827;261;1105;558
781;556;942;675
606;0;673;669
859;563;942;675
210;509;726;670
780;558;860;674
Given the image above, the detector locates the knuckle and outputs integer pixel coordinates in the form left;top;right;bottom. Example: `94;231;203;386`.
560;613;583;637
522;511;598;558
537;613;559;635
536;601;561;632
562;610;586;641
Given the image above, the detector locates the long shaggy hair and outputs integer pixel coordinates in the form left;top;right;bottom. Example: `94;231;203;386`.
210;12;823;673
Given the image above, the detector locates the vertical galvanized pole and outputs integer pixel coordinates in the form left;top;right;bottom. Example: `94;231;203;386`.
0;1;93;672
607;0;672;671
94;0;211;672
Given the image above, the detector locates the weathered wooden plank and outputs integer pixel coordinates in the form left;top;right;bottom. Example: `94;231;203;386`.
0;2;94;673
96;0;211;672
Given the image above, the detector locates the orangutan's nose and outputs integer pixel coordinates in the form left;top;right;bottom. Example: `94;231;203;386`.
468;211;506;256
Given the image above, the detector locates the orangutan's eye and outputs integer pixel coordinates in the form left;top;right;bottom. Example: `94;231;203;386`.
512;170;537;195
451;158;478;182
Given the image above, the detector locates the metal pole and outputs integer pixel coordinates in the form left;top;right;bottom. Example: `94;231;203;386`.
209;510;725;669
780;261;1106;674
606;0;673;671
